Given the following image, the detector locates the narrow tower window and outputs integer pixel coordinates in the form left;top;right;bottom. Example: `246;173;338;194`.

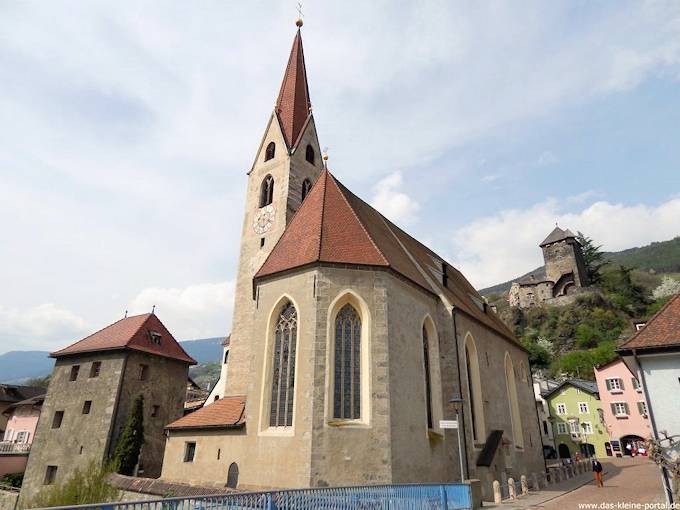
265;142;276;162
269;301;298;427
305;144;315;165
301;178;312;202
422;324;433;429
259;175;274;208
333;304;361;420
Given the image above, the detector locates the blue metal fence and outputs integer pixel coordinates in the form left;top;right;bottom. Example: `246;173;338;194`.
32;483;472;510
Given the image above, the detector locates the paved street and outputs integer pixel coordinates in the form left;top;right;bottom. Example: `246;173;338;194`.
539;457;666;509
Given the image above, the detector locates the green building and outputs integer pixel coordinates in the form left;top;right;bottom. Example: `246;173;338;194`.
542;379;610;459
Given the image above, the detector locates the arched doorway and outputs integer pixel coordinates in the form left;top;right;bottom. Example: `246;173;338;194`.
620;435;644;456
558;443;571;459
580;443;595;458
226;462;239;488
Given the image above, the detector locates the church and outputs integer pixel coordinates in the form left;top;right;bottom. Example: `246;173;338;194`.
160;22;544;499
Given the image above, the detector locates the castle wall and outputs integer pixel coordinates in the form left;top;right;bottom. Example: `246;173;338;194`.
20;352;126;502
111;351;188;478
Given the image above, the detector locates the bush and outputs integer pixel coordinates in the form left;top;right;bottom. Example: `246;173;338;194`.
112;394;145;475
1;472;24;488
22;461;118;509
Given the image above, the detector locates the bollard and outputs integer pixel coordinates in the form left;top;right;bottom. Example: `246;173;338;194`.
532;472;540;490
508;477;516;500
493;480;502;504
521;475;528;495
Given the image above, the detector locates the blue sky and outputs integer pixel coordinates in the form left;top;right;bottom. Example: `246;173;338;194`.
1;1;679;353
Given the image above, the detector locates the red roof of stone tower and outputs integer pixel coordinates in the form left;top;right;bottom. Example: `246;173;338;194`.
50;313;196;364
276;29;311;149
255;169;517;344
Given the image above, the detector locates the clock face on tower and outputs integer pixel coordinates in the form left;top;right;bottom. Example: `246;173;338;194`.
253;205;276;234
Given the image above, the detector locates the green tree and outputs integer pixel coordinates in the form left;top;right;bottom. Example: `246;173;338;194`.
522;339;551;369
578;232;606;284
22;461;118;509
601;265;649;316
112;394;145;476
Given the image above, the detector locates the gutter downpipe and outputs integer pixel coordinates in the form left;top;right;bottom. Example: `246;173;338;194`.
634;349;673;504
452;307;470;480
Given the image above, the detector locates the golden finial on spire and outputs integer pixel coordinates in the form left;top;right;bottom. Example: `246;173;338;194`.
296;2;304;27
322;147;329;168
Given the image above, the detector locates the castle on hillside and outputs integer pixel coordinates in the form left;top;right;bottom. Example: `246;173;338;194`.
508;226;590;308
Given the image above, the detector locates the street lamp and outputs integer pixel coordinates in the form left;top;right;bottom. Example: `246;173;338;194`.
449;397;465;483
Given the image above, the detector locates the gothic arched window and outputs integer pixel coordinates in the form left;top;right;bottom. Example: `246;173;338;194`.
505;352;524;448
465;333;485;442
260;175;274;208
265;142;276;162
269;301;298;427
333;303;361;420
301;178;312;202
305;144;315;165
422;324;433;429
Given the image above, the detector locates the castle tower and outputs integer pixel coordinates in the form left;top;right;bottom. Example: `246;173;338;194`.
213;25;323;399
540;226;589;292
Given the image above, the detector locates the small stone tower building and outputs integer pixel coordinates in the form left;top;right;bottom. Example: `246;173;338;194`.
20;313;195;501
509;226;589;308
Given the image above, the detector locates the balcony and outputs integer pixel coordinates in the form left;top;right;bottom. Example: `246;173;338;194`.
0;441;31;454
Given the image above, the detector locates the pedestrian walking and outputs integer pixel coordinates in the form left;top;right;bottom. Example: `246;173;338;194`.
592;458;604;487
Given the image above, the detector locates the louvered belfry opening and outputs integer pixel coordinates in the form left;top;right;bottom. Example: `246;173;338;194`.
269;301;298;427
333;303;361;420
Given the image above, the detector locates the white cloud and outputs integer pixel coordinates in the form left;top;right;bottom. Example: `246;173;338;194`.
0;304;90;352
537;151;559;167
127;281;235;341
371;172;420;226
450;196;680;289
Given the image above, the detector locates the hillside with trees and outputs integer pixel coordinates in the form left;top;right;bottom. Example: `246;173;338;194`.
490;234;679;380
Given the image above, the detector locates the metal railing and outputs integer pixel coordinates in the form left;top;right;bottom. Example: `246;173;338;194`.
0;441;31;454
31;483;472;510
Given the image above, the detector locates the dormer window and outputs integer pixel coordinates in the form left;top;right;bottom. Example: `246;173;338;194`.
305;144;315;165
148;330;162;345
265;142;275;162
260;175;274;207
301;178;312;202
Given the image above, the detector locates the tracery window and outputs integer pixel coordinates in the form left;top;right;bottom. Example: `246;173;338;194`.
333;304;361;420
269;301;298;427
265;142;276;162
260;175;274;208
301;178;312;202
422;325;433;429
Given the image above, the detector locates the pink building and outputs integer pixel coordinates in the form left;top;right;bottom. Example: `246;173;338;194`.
0;395;44;478
594;358;651;457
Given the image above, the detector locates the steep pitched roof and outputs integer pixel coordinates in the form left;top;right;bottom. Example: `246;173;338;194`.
540;226;577;247
618;292;680;352
542;379;599;399
255;169;518;344
166;395;246;431
50;313;196;364
276;29;311;149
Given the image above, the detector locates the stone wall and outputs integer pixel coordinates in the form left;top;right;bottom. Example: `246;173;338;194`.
0;488;18;510
20;351;126;501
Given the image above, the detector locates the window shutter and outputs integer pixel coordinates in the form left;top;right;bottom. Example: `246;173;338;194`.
610;403;617;415
637;402;644;414
606;379;612;390
618;378;624;390
624;403;629;415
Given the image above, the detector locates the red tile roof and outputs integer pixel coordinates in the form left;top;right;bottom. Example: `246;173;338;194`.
166;395;246;430
619;293;680;351
276;29;311;149
50;313;196;364
255;169;517;344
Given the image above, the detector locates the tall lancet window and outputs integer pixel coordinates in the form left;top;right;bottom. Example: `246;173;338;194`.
334;304;361;419
260;175;274;208
269;301;298;427
422;325;433;429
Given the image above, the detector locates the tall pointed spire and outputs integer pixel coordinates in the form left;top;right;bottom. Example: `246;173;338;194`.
276;27;311;149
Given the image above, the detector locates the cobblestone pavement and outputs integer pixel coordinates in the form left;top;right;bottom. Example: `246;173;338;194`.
538;457;666;509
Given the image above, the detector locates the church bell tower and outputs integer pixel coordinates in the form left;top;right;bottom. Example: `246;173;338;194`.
213;21;323;399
